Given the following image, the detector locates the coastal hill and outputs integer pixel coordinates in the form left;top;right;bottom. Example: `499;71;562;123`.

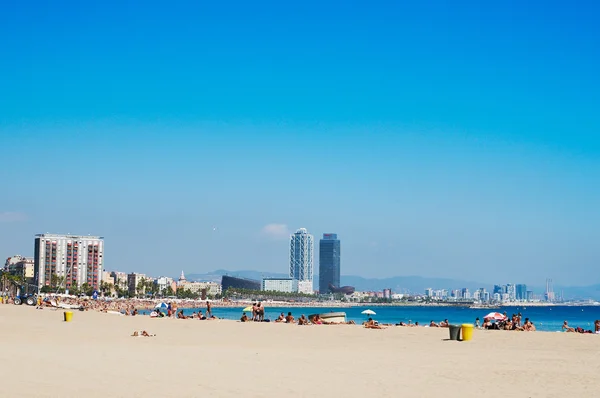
186;270;600;300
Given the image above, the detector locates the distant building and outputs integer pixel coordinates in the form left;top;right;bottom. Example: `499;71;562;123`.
34;233;104;291
110;271;128;288
221;275;261;292
297;280;314;295
262;278;298;293
179;281;222;296
461;288;470;299
290;228;314;294
127;273;147;296
318;233;340;294
383;288;392;299
425;288;433;297
545;278;554;302
101;271;115;285
506;284;516;301
155;276;174;292
525;290;533;301
516;284;527;300
5;255;34;279
493;285;505;295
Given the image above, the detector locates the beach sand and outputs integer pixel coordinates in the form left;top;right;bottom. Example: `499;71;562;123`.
1;305;599;398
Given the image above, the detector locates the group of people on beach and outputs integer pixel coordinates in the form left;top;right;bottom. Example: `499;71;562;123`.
475;313;538;331
562;319;600;334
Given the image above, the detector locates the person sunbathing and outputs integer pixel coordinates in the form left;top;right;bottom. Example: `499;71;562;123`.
131;330;155;337
275;313;285;323
439;319;449;327
240;313;249;322
298;315;308;325
312;315;323;325
364;318;384;329
429;320;439;327
562;321;575;332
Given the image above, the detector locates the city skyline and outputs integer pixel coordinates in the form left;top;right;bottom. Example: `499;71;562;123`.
1;2;599;286
0;229;596;291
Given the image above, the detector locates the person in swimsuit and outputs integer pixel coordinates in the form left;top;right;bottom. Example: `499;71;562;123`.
562;320;575;332
240;313;248;322
206;301;212;317
256;302;264;321
364;318;384;329
285;312;294;323
429;320;439;327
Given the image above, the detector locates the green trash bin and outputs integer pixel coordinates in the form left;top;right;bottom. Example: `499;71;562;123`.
449;324;462;340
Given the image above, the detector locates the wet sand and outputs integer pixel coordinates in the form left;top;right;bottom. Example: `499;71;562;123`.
1;305;599;398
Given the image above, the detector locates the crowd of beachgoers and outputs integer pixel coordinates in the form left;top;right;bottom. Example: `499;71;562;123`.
3;295;600;334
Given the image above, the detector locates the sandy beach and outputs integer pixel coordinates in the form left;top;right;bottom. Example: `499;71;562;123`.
1;305;599;398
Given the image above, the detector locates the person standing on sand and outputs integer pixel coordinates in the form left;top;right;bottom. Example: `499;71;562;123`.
256;302;264;321
206;301;212;317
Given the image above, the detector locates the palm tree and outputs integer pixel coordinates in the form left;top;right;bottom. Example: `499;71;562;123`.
136;278;147;298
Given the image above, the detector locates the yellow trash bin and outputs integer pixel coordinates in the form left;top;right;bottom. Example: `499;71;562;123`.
64;311;73;322
461;323;474;341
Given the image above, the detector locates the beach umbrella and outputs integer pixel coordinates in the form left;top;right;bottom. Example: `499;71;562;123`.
361;309;376;316
243;306;253;312
483;312;506;321
155;302;168;309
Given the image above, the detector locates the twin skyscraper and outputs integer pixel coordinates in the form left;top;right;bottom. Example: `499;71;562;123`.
289;228;340;294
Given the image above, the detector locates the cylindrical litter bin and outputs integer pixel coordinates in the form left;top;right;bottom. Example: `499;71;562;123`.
461;324;474;341
64;311;73;322
449;324;461;340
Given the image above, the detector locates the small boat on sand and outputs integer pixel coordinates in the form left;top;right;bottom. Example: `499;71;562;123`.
308;312;347;324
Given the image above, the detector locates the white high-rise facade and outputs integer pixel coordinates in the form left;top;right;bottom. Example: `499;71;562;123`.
34;233;104;291
289;228;314;294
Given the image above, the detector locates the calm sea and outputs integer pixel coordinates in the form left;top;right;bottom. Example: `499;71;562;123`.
143;305;600;332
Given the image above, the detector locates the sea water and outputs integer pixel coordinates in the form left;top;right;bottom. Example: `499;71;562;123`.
144;305;600;332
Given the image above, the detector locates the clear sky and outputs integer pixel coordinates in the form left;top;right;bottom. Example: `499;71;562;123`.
1;1;599;286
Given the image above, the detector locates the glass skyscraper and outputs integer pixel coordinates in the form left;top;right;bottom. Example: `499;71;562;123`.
319;233;340;294
516;284;527;301
289;228;314;293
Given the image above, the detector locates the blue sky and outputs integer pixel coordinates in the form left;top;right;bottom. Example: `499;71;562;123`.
1;1;599;286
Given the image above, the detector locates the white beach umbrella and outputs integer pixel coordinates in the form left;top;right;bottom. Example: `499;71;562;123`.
361;309;376;316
